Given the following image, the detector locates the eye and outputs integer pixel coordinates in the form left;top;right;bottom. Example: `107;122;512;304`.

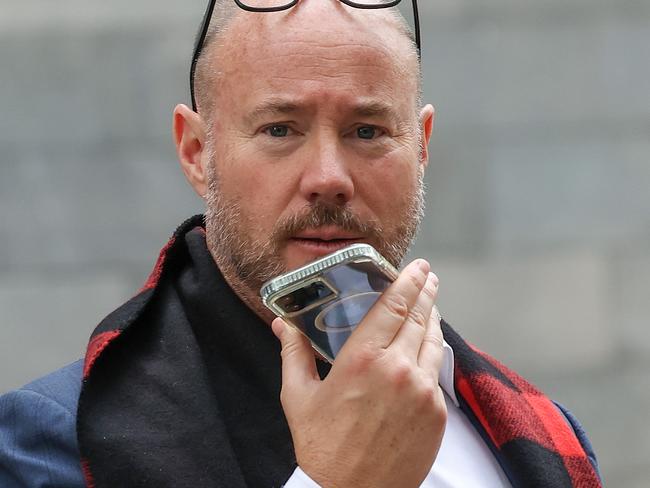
356;126;380;140
265;125;290;137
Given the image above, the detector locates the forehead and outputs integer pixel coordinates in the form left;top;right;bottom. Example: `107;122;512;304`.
208;3;418;115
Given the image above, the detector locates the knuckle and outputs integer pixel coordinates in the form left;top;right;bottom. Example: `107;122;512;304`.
347;345;382;374
279;386;291;407
280;341;300;359
434;394;448;422
421;333;444;349
421;281;437;300
406;270;426;290
381;293;410;322
407;306;428;329
416;382;437;407
416;382;447;420
387;358;414;387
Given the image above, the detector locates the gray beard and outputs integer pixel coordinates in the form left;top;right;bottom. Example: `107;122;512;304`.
204;161;426;297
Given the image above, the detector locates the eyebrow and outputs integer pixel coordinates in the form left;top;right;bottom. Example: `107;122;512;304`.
351;101;402;125
244;98;403;126
245;99;302;126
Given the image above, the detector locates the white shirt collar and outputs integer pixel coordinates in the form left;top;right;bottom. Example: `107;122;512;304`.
439;340;460;407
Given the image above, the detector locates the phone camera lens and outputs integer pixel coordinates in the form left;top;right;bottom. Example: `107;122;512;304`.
278;295;300;313
277;281;334;314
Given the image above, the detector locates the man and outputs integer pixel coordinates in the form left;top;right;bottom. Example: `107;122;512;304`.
0;1;601;487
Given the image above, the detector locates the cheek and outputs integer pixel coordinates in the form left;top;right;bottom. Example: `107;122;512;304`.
216;145;298;233
357;157;420;217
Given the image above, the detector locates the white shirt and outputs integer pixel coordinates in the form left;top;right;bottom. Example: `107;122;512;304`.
284;341;512;487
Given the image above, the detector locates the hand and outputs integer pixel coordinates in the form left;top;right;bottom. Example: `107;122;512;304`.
272;259;446;488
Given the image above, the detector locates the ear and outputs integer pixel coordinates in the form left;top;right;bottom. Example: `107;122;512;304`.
173;104;209;198
418;104;435;169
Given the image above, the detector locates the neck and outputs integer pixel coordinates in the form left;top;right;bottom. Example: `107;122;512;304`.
206;248;278;326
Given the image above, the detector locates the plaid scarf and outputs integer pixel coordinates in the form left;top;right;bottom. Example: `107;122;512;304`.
77;215;601;487
443;325;601;487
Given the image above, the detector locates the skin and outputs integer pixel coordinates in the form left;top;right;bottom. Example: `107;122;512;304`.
173;1;445;486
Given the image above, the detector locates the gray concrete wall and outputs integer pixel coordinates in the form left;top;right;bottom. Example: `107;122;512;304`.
1;1;648;485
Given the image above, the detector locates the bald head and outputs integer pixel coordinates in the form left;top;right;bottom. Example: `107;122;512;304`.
194;0;422;118
173;0;436;304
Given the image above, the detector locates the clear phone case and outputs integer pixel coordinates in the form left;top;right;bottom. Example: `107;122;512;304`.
260;244;398;362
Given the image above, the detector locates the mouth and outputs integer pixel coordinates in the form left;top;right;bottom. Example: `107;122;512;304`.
290;237;362;251
288;228;365;256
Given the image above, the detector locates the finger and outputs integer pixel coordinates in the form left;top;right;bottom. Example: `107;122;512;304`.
272;318;319;394
390;272;438;357
417;304;445;377
346;258;430;350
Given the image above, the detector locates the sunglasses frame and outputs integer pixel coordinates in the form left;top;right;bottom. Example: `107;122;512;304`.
189;0;421;112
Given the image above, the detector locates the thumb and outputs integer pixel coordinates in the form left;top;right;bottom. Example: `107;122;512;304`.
272;318;319;393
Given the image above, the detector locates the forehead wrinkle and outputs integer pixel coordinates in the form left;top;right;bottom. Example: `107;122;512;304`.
246;43;409;93
243;92;408;129
352;100;402;122
209;6;419;122
220;7;415;73
266;36;409;71
197;1;421;119
244;99;303;125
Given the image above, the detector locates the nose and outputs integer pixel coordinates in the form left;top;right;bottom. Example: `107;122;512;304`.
298;133;355;206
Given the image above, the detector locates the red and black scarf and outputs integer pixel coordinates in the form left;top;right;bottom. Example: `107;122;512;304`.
77;215;601;487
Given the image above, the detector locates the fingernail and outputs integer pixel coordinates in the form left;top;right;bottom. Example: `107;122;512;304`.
429;272;439;288
432;305;442;322
271;318;285;339
416;259;430;274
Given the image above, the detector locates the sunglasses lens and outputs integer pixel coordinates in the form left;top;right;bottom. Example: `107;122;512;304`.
345;0;400;6
238;0;295;9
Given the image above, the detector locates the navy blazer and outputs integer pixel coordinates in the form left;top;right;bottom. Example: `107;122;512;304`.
0;360;599;487
0;360;85;487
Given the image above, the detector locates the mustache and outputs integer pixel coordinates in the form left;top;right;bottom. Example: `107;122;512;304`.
271;203;383;243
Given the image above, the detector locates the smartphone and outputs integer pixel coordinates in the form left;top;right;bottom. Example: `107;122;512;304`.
260;244;398;362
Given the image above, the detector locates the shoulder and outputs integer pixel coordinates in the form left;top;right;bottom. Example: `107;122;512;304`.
0;360;85;488
553;401;601;478
18;359;84;416
442;321;602;480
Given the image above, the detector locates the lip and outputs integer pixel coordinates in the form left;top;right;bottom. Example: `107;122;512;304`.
293;227;363;241
289;238;362;256
288;234;365;258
